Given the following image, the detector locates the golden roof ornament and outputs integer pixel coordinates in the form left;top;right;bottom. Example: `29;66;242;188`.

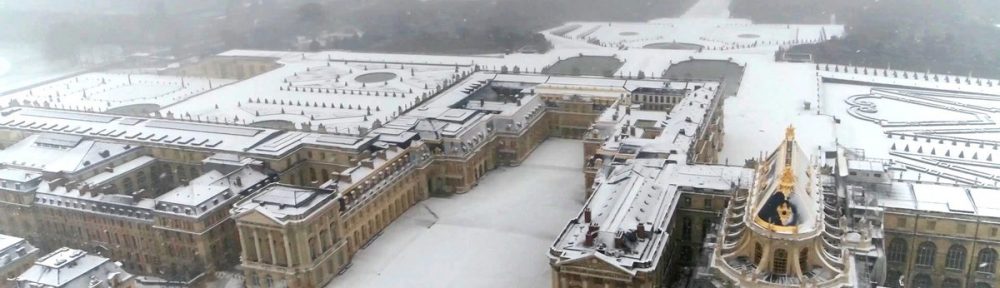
785;125;796;141
778;165;796;197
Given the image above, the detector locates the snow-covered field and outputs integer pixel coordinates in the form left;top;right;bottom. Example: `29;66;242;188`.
823;82;1000;187
718;57;837;164
546;18;842;53
329;139;585;288
165;53;471;133
2;72;231;113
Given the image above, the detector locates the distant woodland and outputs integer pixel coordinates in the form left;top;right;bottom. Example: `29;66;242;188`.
730;0;1000;78
264;0;697;55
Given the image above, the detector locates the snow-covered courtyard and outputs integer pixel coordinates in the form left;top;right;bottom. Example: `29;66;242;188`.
329;139;585;288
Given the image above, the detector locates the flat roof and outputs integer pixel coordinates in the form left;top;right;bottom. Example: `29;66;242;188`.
234;184;336;224
0;107;281;155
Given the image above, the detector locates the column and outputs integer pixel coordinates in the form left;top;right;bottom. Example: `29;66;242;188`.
284;233;294;268
252;229;263;264
268;231;278;266
239;228;250;262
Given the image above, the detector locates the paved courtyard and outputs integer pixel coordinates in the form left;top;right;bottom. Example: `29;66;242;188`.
329;138;585;288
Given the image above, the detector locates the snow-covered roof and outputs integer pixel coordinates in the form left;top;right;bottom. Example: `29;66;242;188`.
0;168;42;192
0;233;37;272
551;78;752;274
749;127;822;234
154;166;270;218
232;183;336;224
0;107;281;155
35;183;157;221
0;133;138;175
879;182;1000;217
15;247;133;288
81;156;156;187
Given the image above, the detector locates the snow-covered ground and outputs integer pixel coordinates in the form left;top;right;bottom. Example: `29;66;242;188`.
329;139;585;288
718;57;837;164
567;19;841;52
2;72;231;113
823;81;1000;187
166;53;472;133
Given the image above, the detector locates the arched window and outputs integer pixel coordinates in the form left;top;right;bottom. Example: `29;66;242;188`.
189;167;199;179
754;242;763;265
799;248;809;271
942;278;961;288
773;249;788;275
309;167;317;182
321;169;330;182
916;241;936;267
912;273;931;288
946;244;967;270
978;248;998;273
887;238;908;263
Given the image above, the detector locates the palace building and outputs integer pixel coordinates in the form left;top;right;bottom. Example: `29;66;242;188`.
704;127;856;287
0;49;733;287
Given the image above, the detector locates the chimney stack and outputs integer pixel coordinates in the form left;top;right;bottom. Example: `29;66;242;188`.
636;223;647;239
614;231;625;249
584;231;596;247
361;159;375;169
334;171;352;184
583;208;592;223
584;223;599;247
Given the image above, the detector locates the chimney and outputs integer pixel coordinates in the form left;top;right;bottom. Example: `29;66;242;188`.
361;159;375;169
614;231;626;249
636;223;647;239
333;171;352;184
48;177;68;191
583;208;592;223
376;150;387;160
584;223;599;247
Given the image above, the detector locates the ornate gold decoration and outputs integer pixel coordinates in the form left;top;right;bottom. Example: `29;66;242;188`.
778;165;796;197
785;125;796;141
777;202;793;225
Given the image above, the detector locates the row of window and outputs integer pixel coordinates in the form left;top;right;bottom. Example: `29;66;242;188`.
888;238;998;272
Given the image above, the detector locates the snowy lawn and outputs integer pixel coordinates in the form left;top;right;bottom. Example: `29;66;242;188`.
329;138;585;288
